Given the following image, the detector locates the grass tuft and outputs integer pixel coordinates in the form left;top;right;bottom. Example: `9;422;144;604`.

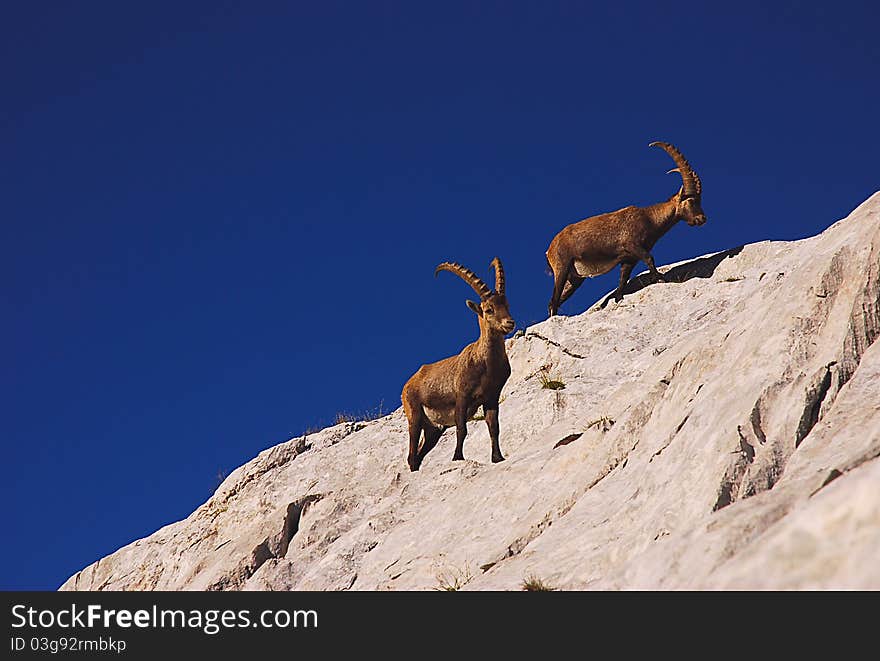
521;574;556;591
434;564;474;591
310;401;387;431
586;416;615;433
538;365;565;390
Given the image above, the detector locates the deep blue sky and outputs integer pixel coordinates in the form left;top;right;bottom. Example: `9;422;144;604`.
3;2;878;590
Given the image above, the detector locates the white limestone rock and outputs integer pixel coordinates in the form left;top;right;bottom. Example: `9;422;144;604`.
61;192;880;591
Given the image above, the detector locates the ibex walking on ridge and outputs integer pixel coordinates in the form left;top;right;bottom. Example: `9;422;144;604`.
402;258;514;471
546;141;707;315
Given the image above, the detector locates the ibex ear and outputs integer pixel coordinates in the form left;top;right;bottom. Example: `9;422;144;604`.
466;299;483;316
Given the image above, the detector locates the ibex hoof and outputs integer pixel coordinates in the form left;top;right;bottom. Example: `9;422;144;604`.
492;453;505;463
452;453;465;461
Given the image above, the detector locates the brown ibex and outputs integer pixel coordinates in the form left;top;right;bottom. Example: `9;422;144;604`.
546;141;707;315
401;258;515;471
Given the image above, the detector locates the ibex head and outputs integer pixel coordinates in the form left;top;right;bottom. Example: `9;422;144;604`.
435;258;515;335
650;141;707;226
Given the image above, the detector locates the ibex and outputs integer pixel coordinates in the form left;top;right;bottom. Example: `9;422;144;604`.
402;258;515;471
546;141;707;315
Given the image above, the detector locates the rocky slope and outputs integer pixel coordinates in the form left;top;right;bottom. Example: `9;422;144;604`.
62;193;880;590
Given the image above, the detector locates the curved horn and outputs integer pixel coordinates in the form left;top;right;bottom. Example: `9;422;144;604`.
435;261;493;300
650;141;702;197
490;257;505;295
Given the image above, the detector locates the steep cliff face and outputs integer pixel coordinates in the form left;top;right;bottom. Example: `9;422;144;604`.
62;193;880;591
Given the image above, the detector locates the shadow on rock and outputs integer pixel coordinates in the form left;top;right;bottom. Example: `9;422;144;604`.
600;245;745;309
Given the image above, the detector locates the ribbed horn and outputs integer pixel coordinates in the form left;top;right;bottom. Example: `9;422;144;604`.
650;141;702;197
435;261;493;300
490;257;505;295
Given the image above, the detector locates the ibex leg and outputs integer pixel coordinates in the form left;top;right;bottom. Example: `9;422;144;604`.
559;274;585;306
484;407;505;463
548;260;572;316
417;424;444;465
406;411;423;471
452;401;468;461
635;249;666;282
613;262;635;302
